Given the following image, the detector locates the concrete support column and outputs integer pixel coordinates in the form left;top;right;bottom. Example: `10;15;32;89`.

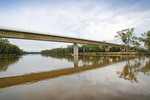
121;48;126;52
105;46;110;52
73;43;78;56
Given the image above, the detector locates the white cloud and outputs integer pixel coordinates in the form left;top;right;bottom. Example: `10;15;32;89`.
0;1;150;51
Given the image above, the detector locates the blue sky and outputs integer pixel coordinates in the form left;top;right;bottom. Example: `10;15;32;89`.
0;0;150;51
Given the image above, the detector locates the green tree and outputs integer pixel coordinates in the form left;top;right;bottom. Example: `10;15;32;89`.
0;38;9;53
139;31;150;51
115;28;138;51
0;38;23;55
110;47;121;52
0;41;5;52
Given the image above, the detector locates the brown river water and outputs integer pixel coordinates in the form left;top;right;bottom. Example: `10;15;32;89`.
0;54;150;100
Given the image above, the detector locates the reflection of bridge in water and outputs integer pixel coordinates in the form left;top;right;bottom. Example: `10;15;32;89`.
0;56;127;88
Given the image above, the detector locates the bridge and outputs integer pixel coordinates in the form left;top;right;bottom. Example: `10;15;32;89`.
0;28;127;56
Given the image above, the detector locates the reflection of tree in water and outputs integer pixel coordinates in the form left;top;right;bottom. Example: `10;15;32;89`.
41;54;74;62
0;57;20;72
80;56;124;66
42;54;126;66
140;59;150;76
117;57;150;83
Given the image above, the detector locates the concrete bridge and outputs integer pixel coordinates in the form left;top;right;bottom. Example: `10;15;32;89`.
0;28;127;55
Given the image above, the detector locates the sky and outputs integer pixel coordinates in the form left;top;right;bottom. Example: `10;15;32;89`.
0;0;150;52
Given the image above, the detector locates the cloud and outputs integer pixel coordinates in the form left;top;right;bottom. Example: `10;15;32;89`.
0;0;150;51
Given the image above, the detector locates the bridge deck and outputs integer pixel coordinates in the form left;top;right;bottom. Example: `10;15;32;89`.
0;28;124;47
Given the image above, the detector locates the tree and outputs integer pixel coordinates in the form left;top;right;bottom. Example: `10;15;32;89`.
0;41;5;52
110;47;121;52
115;28;138;51
139;31;150;51
0;38;9;53
0;38;23;55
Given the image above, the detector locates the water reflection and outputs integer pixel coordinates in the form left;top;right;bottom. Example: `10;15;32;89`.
42;54;128;67
1;54;150;89
41;54;73;62
0;55;127;88
1;55;150;100
74;56;78;68
0;57;21;72
117;57;150;83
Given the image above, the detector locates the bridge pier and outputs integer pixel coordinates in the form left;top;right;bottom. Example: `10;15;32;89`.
121;48;126;52
105;46;111;52
73;43;79;67
73;43;78;56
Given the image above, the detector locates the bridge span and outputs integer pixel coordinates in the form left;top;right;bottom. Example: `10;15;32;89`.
0;28;126;55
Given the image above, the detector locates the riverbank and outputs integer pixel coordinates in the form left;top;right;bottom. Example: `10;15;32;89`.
78;52;147;56
0;54;20;58
42;52;148;57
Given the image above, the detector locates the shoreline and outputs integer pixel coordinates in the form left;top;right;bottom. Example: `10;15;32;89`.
79;52;147;56
42;52;149;57
0;54;21;58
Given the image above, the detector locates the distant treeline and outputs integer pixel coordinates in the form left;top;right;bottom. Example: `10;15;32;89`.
23;51;41;54
0;38;23;55
41;44;121;55
42;27;150;55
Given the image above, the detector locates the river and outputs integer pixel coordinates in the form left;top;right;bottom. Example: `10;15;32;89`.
0;54;150;100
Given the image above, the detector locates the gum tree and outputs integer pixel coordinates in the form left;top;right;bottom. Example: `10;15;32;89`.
139;31;150;51
115;28;139;51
